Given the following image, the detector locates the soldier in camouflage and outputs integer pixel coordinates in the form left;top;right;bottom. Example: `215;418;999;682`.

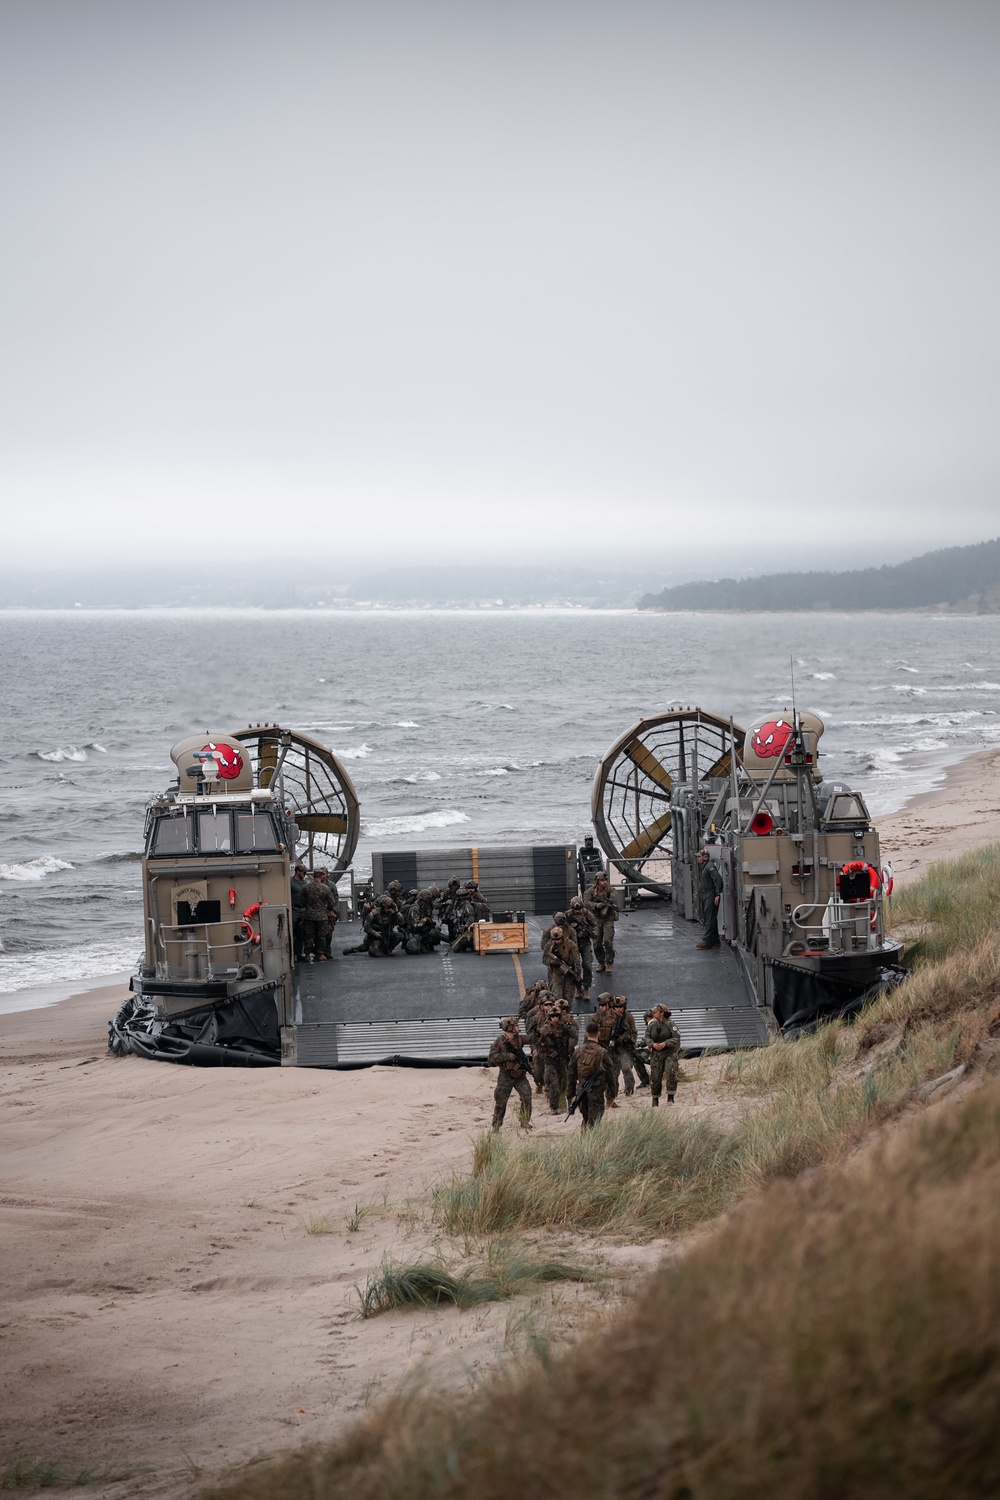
403;889;443;954
585;874;619;974
566;896;596;1000
537;998;579;1112
567;1021;616;1130
542;923;581;1002
645;1002;682;1105
487;1017;534;1131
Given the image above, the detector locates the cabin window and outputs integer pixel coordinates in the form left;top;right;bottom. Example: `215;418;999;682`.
827;794;867;824
235;811;279;852
198;810;232;853
151;813;195;856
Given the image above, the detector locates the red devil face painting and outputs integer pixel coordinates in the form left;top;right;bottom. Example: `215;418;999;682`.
751;719;792;759
197;742;244;780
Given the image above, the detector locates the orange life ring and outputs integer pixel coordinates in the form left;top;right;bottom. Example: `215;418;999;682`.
839;861;880;897
241;903;262;945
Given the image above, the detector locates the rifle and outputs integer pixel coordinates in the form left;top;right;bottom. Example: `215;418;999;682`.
566;1070;604;1119
504;1036;533;1076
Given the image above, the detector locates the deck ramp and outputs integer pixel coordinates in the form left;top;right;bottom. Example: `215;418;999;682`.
287;902;771;1066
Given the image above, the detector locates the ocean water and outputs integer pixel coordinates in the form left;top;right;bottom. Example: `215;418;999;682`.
2;608;1000;1005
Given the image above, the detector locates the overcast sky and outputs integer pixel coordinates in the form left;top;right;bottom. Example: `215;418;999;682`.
1;0;998;573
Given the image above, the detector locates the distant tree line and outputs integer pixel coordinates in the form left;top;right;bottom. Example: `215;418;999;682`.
639;537;1000;613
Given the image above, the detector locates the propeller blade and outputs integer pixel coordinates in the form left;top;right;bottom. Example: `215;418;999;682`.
623;738;673;791
620;809;673;860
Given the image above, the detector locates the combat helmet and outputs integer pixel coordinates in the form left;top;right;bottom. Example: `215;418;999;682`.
500;1016;519;1033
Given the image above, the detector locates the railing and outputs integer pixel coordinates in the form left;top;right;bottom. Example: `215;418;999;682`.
789;899;880;954
155;921;249;980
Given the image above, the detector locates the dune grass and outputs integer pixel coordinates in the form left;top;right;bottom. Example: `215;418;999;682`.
886;840;1000;963
430;848;1000;1242
204;1078;1000;1500
356;1243;601;1318
0;1457;135;1490
200;846;1000;1499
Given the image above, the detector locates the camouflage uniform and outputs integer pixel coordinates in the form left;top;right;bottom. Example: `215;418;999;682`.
593;995;620;1103
537;1002;579;1112
487;1023;533;1131
585;878;619;971
449;885;490;952
314;871;339;957
302;876;338;960
364;901;403;957
404;890;443;954
437;879;463;942
567;1037;615;1129
646;1013;682;1102
523;997;549;1089
566;898;596;996
608;1001;639;1096
542;926;581;1002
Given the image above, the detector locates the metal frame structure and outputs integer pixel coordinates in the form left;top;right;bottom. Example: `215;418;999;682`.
591;708;743;895
233;724;360;876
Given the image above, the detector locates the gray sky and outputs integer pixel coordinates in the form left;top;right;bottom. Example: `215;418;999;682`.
2;0;998;572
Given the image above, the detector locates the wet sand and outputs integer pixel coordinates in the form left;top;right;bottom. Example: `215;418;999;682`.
3;747;1000;1494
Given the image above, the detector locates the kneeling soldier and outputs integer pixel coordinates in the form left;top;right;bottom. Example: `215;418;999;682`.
487;1017;534;1132
645;1003;682;1106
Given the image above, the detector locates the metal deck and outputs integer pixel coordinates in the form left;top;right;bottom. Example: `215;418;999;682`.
289;902;772;1066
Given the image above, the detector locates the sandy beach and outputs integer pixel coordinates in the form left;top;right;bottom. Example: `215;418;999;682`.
3;746;1000;1495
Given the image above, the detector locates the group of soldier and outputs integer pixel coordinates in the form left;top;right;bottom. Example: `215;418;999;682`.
295;854;710;1133
343;877;491;958
541;871;619;1001
488;993;682;1132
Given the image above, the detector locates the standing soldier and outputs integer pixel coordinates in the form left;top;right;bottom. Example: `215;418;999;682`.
301;870;338;962
586;874;619;975
542;923;581;1002
594;993;620;1108
537;997;578;1112
523;989;550;1093
696;848;724;949
609;995;639;1098
290;863;307;962
566;896;596;1000
487;1017;534;1132
567;1020;616;1130
314;868;339;958
645;1003;682;1106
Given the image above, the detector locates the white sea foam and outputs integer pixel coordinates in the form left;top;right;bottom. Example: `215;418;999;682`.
812;672;836;681
35;745;88;762
394;720;420;728
333;743;374;759
0;936;141;1000
402;771;442;783
361;809;471;837
87;741;108;753
0;855;74;882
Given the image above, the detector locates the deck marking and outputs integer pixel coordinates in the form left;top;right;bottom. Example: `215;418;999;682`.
472;847;479;883
511;953;525;996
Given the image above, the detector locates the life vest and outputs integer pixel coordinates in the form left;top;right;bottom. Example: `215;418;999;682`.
241;902;262;945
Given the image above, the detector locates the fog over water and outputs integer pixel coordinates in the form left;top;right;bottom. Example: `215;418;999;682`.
2;609;999;1006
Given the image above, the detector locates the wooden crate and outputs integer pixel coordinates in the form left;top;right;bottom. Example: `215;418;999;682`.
472;921;530;955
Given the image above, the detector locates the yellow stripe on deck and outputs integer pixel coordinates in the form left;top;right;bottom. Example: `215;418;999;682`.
511;952;525;997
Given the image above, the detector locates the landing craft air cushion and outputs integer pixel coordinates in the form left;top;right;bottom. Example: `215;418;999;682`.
110;707;904;1065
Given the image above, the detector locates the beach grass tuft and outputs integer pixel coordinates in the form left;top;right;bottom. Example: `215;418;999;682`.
356;1243;601;1318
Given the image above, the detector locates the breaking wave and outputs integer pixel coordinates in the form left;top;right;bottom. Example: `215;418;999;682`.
0;856;74;882
332;743;374;759
0;937;142;999
33;745;88;763
361;809;471;837
399;771;442;783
